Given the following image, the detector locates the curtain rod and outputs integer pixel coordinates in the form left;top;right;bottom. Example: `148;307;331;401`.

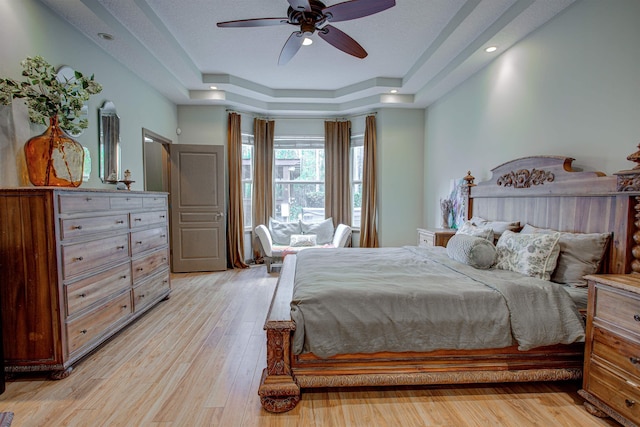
225;109;376;121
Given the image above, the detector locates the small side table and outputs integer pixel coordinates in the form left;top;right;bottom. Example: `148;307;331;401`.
417;228;456;248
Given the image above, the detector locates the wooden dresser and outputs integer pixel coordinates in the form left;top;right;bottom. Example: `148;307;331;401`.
417;228;456;248
579;274;640;426
0;188;171;378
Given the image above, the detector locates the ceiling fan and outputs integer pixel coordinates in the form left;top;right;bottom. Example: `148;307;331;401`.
216;0;396;65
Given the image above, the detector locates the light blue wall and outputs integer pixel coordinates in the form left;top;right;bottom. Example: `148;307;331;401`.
0;0;177;190
424;0;640;228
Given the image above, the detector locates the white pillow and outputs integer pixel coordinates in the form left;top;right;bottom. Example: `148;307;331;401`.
300;217;334;245
446;234;496;269
470;216;521;240
495;230;561;280
268;218;301;245
456;221;494;241
290;234;317;247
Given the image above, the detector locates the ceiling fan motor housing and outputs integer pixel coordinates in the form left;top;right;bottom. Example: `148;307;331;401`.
287;0;328;32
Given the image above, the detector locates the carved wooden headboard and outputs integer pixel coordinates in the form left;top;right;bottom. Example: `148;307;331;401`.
465;155;640;275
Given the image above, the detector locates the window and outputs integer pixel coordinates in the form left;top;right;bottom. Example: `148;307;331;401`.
351;134;364;229
273;137;325;223
242;133;254;229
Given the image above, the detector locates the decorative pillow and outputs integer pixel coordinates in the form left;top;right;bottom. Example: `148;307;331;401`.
456;221;494;241
290;234;317;247
495;230;561;280
520;224;611;286
470;216;521;240
268;217;301;245
301;217;334;245
446;234;497;269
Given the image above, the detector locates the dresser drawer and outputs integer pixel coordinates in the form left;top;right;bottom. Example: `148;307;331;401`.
65;263;132;318
130;210;168;228
58;193;110;213
143;196;167;209
66;291;132;355
132;248;169;282
595;285;640;335
109;195;143;210
131;227;168;255
62;234;130;279
587;361;640;424
60;214;128;240
133;269;170;313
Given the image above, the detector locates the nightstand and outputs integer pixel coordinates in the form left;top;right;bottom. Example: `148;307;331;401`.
417;228;456;248
579;274;640;426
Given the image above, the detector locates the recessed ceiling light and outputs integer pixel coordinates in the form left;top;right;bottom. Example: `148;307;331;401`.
485;46;497;53
210;86;218;90
98;33;114;41
390;89;398;94
302;37;313;46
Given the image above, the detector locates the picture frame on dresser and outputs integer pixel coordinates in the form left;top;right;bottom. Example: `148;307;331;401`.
0;188;171;379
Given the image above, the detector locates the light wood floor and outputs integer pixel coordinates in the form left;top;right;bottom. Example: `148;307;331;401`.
0;266;619;427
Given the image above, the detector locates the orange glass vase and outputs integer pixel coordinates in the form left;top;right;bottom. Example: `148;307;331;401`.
24;116;85;187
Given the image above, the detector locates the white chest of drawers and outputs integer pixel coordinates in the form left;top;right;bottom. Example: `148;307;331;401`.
0;188;170;378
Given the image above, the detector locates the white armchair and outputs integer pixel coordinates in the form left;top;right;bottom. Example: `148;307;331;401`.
255;223;352;272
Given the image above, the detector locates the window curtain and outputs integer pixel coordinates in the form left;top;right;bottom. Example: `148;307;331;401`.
324;120;351;228
359;115;379;248
226;112;248;268
252;117;275;260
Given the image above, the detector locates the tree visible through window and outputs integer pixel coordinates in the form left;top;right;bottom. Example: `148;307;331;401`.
241;133;253;229
274;137;325;223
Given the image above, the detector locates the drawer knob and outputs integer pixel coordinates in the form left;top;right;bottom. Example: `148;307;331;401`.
75;256;84;261
72;225;83;230
80;329;87;334
79;293;86;298
122;304;128;308
634;314;640;322
161;234;166;238
134;218;142;222
137;267;144;271
631;357;640;365
160;215;166;219
139;294;145;298
120;275;128;280
136;241;143;245
626;399;636;407
85;197;92;201
117;245;125;250
116;220;124;224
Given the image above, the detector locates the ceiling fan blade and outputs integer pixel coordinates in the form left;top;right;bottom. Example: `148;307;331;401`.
323;0;395;22
318;25;367;58
287;0;312;12
217;18;288;28
279;31;305;65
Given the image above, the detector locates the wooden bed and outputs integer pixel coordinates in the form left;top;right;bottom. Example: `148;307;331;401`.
258;155;640;413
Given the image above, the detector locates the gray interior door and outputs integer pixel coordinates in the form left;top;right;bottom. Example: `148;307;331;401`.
170;144;226;272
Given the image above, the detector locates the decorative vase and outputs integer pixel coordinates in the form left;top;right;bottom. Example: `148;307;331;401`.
24;115;84;187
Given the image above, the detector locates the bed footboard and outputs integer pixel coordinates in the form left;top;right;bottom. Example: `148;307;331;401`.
258;255;300;413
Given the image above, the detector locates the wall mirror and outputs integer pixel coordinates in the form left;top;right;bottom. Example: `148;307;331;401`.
99;100;120;182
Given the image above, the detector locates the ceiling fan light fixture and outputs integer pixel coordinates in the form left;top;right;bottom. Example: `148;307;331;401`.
302;37;313;46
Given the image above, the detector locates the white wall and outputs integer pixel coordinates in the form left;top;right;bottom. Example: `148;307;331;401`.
424;0;640;228
0;0;177;190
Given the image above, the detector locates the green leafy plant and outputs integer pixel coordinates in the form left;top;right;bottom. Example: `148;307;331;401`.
0;56;102;135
